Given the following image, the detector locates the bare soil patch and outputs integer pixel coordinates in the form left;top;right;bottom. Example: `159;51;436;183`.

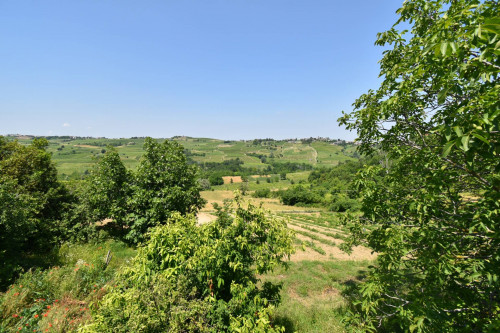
222;176;242;184
197;212;217;224
95;218;113;226
217;144;233;148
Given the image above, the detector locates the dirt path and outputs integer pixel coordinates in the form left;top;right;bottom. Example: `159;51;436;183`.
310;146;318;164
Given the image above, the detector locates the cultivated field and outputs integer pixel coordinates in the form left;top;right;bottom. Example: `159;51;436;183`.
7;136;358;180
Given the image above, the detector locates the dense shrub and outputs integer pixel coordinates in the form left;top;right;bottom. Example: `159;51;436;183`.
328;194;360;212
209;174;224;186
252;188;271;198
83;195;294;332
279;185;323;206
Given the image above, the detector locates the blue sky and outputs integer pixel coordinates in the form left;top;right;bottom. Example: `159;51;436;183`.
0;0;404;140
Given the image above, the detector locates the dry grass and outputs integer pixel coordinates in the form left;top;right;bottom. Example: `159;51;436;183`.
291;229;376;262
222;176;243;184
200;190;235;210
200;191;317;212
196;212;217;224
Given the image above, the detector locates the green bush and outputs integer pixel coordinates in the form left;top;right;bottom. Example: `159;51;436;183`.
279;185;322;206
209;174;224;186
83;195;294;332
328;194;360;212
252;188;271;198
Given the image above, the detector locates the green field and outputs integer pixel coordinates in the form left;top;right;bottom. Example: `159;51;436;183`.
7;136;358;180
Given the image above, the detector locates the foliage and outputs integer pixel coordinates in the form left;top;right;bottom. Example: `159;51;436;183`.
83;147;131;231
125;137;206;243
0;180;35;287
253;188;272;198
0;240;135;333
0;137;73;288
209;174;224;186
279;185;323;207
339;1;500;331
198;178;212;190
197;159;313;181
83;195;294;332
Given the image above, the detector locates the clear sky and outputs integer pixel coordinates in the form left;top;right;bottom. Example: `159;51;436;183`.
0;0;404;140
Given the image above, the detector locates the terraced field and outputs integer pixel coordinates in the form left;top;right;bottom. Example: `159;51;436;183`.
276;212;376;262
260;210;375;332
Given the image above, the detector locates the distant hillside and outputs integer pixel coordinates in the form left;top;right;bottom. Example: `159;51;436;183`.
4;135;359;180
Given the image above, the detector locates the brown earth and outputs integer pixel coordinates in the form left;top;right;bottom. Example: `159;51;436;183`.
291;233;376;262
222;176;243;184
197;212;217;224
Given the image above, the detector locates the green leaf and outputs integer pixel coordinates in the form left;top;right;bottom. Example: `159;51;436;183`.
442;140;455;157
437;88;448;104
440;42;448;56
472;132;489;145
461;135;470;152
482;18;500;35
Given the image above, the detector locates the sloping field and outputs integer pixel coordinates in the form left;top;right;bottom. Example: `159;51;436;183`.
279;212;376;262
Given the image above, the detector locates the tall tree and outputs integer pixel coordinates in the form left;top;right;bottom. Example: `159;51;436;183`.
0;137;72;287
84;146;130;232
126;137;206;243
339;1;499;331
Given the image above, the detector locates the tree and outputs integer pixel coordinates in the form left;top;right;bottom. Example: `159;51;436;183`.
338;1;499;331
84;146;130;232
0;137;72;287
126;137;206;243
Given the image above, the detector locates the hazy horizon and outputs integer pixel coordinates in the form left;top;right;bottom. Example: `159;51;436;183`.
3;133;355;142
